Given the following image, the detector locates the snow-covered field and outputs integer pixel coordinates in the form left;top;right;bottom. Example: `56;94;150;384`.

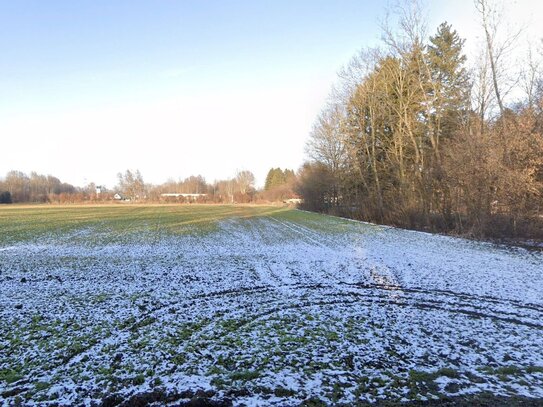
1;205;542;406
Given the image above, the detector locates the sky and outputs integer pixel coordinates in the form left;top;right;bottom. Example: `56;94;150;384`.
0;0;541;188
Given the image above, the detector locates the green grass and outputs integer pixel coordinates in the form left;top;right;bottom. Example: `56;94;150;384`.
230;369;261;382
526;365;543;374
0;204;293;244
3;203;539;404
0;368;24;384
0;203;364;248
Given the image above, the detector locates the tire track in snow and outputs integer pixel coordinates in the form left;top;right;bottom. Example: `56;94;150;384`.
3;208;543;405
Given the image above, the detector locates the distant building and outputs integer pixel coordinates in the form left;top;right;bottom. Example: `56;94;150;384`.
161;193;207;202
96;185;104;194
114;193;126;201
283;198;303;205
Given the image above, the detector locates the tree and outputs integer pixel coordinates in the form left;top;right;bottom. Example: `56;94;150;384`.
475;0;522;116
264;168;282;190
520;44;543;109
225;179;235;203
264;168;291;190
307;105;347;174
296;162;335;212
235;170;255;196
117;169;146;201
0;191;12;204
4;171;30;202
261;168;297;201
306;105;348;205
426;22;470;145
181;175;207;194
297;0;543;239
0;170;80;203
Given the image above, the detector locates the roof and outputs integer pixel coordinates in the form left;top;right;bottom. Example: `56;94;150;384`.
160;193;207;197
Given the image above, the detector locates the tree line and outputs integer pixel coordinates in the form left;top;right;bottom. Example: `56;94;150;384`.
299;0;543;239
0;170;79;203
0;167;298;204
117;168;297;203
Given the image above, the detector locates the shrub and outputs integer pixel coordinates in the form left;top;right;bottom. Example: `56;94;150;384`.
0;191;12;204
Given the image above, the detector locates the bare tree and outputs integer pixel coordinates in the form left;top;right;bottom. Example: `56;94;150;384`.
117;169;145;201
472;46;494;127
475;0;522;115
381;0;427;55
235;170;255;196
520;44;542;108
306;105;347;174
225;179;235;203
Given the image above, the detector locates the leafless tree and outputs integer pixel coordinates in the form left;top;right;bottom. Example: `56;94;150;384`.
474;0;522;115
235;170;255;196
520;44;543;108
117;169;145;201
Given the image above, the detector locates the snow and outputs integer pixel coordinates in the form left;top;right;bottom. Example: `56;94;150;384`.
0;210;542;405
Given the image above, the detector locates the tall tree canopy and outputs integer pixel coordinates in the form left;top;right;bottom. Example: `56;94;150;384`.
300;4;543;239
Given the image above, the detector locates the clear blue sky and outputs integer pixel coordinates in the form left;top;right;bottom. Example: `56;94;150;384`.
1;1;382;113
1;1;540;187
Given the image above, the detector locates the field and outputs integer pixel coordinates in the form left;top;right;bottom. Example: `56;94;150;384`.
1;204;542;406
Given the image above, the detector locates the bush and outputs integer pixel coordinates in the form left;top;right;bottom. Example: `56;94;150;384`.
0;191;12;204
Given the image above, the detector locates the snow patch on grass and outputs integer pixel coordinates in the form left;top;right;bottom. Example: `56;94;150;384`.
1;207;542;405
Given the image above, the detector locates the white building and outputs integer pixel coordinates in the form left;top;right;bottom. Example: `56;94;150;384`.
161;193;207;202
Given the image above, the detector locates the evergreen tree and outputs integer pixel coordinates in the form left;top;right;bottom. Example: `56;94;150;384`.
426;22;470;140
0;191;12;204
264;168;295;190
269;169;285;189
264;168;276;191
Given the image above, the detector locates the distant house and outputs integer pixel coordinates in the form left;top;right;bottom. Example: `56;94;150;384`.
95;185;104;194
114;193;127;201
161;193;207;202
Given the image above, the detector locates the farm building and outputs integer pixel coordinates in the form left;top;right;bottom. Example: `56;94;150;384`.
161;193;207;202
